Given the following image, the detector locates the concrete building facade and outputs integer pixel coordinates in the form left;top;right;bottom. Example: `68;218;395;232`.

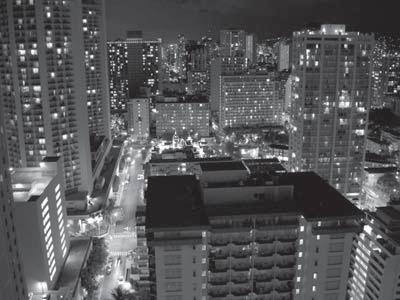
219;73;283;128
107;41;129;111
0;0;111;195
349;205;400;300
127;98;150;139
12;157;69;293
288;24;374;198
145;167;363;300
0;94;28;300
155;96;210;137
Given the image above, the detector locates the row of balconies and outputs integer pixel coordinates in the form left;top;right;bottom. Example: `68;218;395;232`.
210;233;297;247
208;281;293;298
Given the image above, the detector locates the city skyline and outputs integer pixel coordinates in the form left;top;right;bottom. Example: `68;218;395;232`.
106;0;399;43
2;1;400;300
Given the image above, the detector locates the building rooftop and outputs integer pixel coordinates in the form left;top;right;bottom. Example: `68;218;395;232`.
368;136;390;145
269;144;289;150
155;94;209;103
146;176;209;229
364;167;397;174
146;171;361;230
200;161;247;172
149;156;233;164
278;172;362;220
11;166;56;203
55;238;92;296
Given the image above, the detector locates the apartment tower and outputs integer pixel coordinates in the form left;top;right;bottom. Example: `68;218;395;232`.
288;24;374;198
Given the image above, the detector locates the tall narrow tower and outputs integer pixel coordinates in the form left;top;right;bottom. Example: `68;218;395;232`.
288;24;374;198
0;0;110;194
0;93;27;299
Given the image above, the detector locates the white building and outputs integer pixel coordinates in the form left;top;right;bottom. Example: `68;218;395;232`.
349;205;400;300
127;98;150;139
12;157;69;293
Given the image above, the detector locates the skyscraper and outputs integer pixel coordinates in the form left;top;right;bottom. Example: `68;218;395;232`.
107;40;129;112
126;32;161;97
288;24;374;198
220;29;246;57
176;34;187;81
245;33;256;64
0;0;110;195
349;204;400;300
0;94;27;300
80;0;110;140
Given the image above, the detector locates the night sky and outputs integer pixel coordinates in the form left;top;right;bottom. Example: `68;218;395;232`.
105;0;399;43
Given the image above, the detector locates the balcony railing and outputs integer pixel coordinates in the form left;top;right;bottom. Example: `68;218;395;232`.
254;262;274;270
209;276;229;286
255;236;275;244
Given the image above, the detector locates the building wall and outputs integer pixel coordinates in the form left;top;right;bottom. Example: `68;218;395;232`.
127;98;150;138
0;91;27;299
219;29;246;57
154;240;206;300
288;25;374;197
81;0;111;140
107;41;129;111
155;102;210;137
127;38;161;98
295;217;357;300
245;34;256;64
0;0;94;194
348;211;400;300
220;74;282;127
14;164;69;293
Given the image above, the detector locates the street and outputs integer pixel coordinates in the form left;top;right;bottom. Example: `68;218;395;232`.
98;143;147;300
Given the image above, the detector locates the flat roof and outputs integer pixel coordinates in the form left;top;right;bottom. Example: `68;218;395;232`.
146;171;361;230
150;157;233;164
364;167;397;174
200;161;247;172
56;238;91;295
278;172;362;220
146;176;209;229
11;168;55;203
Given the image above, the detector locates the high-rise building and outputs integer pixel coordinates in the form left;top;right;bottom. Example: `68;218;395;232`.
12;157;69;293
0;94;28;300
126;32;161;98
219;72;283;127
210;56;247;113
245;34;256;64
278;40;291;71
176;34;187;81
143;40;161;96
220;29;246;57
155;96;210;137
288;24;374;198
349;204;400;300
127;98;150;139
81;0;110;140
145;169;363;300
107;41;129;111
0;0;112;195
